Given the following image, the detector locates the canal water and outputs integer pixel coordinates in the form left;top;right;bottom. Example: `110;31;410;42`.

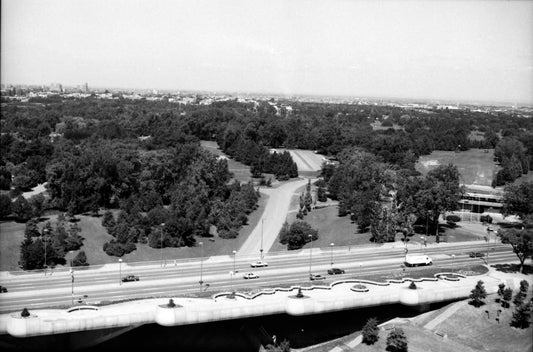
0;300;454;352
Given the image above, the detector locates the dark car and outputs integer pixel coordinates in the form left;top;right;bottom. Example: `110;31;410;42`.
121;275;140;282
327;268;345;275
310;274;326;281
469;251;485;258
0;285;7;293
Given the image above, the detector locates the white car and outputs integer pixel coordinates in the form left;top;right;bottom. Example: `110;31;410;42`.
250;261;268;268
243;272;259;279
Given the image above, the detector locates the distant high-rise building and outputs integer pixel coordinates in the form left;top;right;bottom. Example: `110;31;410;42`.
50;83;63;93
83;82;89;93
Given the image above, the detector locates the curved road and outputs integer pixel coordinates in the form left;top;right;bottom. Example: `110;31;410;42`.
237;178;311;256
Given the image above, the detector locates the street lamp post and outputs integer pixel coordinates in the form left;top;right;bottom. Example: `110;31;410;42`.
160;223;165;267
118;258;123;286
231;250;236;293
199;242;204;291
260;218;264;259
330;243;334;268
486;231;490;266
43;229;49;275
69;268;74;305
451;254;455;273
308;234;313;277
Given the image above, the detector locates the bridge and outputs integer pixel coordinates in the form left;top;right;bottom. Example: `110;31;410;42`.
0;240;527;350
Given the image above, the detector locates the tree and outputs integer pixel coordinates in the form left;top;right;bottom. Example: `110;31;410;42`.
502;182;533;218
511;302;532;329
72;251;89;267
304;179;313;211
0;194;12;218
497;228;533;273
386;327;408;352
415;164;463;243
362;317;380;345
29;193;45;219
513;290;524;307
102;210;116;229
469;280;487;307
11;195;33;222
264;339;290;352
502;287;513;308
279;221;319;250
18;230;43;270
497;283;506;303
519;280;529;297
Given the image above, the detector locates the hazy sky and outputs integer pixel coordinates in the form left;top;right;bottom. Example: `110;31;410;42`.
2;0;532;103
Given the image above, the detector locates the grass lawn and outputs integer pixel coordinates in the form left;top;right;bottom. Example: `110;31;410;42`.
416;148;500;186
0;194;270;270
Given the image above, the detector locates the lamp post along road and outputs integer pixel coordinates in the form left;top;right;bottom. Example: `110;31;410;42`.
330;243;334;268
231;250;236;293
160;223;165;267
451;254;455;273
260;218;264;259
42;228;50;275
199;242;204;291
118;258;123;286
69;269;74;305
308;234;313;277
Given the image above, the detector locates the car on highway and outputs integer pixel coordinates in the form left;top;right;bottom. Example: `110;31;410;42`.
310;274;326;281
327;268;345;275
250;261;268;268
121;275;140;282
243;272;259;279
469;251;485;258
0;285;7;293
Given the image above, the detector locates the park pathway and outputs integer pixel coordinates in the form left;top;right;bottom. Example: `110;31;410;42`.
237;178;310;257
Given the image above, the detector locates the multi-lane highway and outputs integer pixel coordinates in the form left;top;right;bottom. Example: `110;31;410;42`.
0;241;517;314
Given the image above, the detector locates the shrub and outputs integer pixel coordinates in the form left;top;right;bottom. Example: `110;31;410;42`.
386;327;408;352
445;214;461;223
408;282;417;290
72;251;89;267
21;308;30;318
480;214;493;224
362;317;380;345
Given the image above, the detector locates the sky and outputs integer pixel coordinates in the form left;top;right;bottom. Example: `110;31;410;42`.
1;0;532;104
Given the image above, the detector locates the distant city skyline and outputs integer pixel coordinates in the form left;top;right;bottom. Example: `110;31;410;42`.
2;0;532;105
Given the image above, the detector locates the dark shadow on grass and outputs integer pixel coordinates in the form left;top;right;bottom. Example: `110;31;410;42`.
492;263;533;275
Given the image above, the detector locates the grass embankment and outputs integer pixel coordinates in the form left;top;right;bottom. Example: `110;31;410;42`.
303;289;532;352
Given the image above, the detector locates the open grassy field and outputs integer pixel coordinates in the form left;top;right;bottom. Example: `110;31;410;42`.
416;148;500;186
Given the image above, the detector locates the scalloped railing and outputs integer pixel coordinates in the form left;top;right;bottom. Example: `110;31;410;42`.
212;272;468;300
